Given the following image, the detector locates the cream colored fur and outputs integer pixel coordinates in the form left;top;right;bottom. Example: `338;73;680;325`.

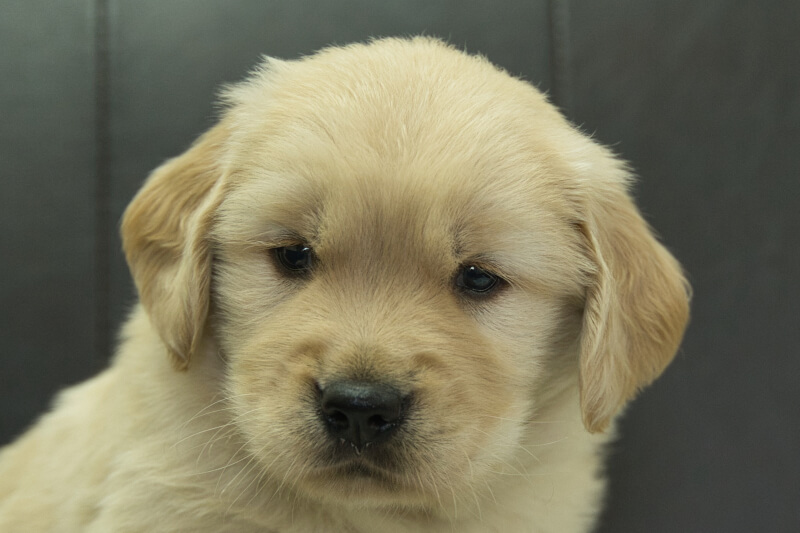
0;37;689;532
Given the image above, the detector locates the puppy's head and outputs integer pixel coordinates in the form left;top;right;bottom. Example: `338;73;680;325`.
122;38;689;507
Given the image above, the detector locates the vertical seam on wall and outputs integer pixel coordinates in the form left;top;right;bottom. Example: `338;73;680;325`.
94;0;111;367
547;0;573;117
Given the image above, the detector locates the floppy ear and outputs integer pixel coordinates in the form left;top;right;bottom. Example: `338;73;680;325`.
578;176;690;433
121;122;228;370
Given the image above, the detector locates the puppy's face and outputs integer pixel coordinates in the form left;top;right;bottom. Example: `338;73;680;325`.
121;38;689;509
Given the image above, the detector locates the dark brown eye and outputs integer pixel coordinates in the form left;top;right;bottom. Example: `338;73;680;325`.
273;244;314;274
455;265;501;294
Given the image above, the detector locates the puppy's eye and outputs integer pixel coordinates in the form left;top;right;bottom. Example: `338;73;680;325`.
273;244;315;274
455;265;501;294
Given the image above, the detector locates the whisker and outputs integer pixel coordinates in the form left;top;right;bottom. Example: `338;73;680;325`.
246;447;289;507
179;392;260;429
215;412;266;493
477;414;570;425
526;437;569;448
172;420;236;450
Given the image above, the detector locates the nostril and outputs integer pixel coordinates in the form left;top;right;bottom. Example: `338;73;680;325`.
326;410;349;430
366;413;393;432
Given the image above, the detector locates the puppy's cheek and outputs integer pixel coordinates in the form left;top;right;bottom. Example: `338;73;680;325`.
220;333;324;465
402;344;524;457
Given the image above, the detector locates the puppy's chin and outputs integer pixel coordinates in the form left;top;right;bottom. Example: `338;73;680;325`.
298;460;425;508
248;423;476;509
264;433;438;507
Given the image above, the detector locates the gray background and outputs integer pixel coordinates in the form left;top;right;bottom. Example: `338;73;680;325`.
1;1;798;531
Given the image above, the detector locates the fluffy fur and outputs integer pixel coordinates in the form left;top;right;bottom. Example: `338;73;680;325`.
0;37;690;532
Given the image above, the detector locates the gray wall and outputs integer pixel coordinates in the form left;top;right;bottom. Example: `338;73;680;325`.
1;1;798;531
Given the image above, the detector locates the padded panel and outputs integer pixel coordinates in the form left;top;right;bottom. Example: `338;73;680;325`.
106;0;553;342
567;2;800;531
0;1;98;443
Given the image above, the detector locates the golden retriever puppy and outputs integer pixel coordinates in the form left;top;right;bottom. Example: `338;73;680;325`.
0;37;689;532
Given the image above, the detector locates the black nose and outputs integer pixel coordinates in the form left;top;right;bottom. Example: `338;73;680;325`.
319;381;405;450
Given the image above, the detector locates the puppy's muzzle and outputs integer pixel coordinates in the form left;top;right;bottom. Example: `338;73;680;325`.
319;381;407;452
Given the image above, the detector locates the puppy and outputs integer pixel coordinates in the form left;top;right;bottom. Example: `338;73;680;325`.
0;37;689;532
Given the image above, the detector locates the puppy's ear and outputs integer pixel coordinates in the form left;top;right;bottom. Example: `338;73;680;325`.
577;174;690;433
121;123;228;370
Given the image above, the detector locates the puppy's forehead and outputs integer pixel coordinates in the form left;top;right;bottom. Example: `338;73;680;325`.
224;38;572;173
217;39;588;293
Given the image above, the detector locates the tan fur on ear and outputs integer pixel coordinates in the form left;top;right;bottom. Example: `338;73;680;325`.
578;180;690;433
121;123;228;369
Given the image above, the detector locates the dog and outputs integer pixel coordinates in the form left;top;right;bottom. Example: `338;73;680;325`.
0;37;689;532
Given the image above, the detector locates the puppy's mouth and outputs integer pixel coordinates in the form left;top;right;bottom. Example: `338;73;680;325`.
317;429;408;480
323;457;397;481
300;448;411;500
